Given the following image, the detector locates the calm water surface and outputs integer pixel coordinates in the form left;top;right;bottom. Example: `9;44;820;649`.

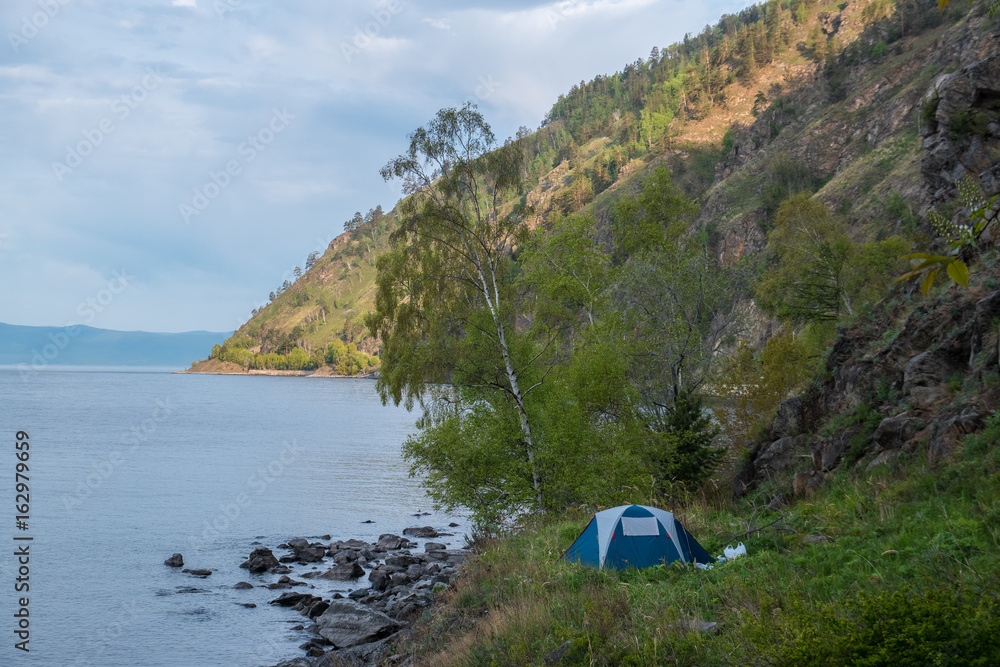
0;368;460;667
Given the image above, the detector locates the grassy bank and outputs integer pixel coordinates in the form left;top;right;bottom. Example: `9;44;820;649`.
393;417;1000;666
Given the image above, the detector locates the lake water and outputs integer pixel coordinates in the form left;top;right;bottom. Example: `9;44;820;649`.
0;368;461;667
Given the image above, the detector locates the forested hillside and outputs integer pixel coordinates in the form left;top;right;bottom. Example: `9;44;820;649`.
191;0;971;378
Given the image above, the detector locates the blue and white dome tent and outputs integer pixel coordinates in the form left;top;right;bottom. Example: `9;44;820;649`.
559;504;715;570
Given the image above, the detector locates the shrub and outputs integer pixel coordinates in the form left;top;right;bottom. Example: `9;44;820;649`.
755;584;1000;666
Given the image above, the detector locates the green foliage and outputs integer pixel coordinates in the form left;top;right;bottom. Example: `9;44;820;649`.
752;91;769;117
248;347;319;371
759;152;823;220
610;166;697;259
647;390;724;490
517;213;609;332
755;584;1000;666
758;194;906;323
718;329;819;447
324;338;376;375
721;127;735;155
900;175;997;295
885;190;920;233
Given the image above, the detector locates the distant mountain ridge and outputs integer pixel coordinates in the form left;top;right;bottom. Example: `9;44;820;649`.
0;322;231;368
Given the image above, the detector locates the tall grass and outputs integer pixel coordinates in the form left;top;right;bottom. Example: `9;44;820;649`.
394;415;1000;665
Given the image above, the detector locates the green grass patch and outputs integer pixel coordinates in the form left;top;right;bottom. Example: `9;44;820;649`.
398;420;1000;665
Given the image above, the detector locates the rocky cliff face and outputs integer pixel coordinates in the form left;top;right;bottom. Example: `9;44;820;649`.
737;257;1000;499
735;6;1000;499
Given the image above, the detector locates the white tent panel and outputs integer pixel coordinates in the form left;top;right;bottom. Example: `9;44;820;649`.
595;506;627;568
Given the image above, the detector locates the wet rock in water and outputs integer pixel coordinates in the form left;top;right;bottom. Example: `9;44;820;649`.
320;535;331;541
424;542;446;552
403;526;439;538
319;562;365;581
182;569;212;577
362;519;374;524
332;550;360;565
295;545;327;563
377;534;413;550
268;659;313;667
287;538;310;550
314;599;403;648
448;522;460;528
385;554;420;568
240;547;280;574
234;581;254;589
238;602;257;608
164;553;184;567
306;599;330;619
270;591;313;607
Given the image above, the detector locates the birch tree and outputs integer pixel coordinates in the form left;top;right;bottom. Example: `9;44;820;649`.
365;104;548;515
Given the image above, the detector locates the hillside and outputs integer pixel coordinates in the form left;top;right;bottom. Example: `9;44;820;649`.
187;207;392;375
189;0;976;377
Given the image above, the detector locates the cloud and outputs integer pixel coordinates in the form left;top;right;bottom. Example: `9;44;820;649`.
0;0;755;332
422;18;452;30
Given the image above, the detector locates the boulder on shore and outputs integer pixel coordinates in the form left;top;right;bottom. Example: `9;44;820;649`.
314;599;403;648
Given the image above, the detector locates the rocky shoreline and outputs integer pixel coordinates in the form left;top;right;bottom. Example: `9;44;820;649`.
178;366;377;379
166;525;468;667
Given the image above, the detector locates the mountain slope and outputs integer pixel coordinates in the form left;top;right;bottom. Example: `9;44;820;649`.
189;0;982;374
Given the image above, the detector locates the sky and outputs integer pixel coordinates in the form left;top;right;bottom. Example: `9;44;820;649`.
0;0;748;333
